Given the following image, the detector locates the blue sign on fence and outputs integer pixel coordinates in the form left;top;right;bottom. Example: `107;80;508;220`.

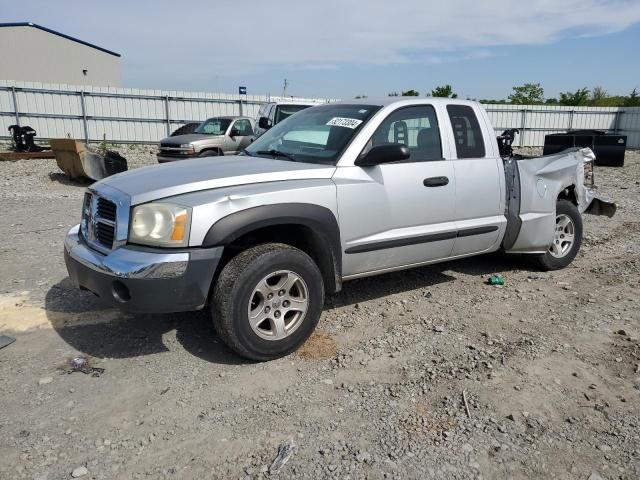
238;86;247;95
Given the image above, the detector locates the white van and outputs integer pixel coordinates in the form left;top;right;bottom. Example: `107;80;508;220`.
254;100;322;138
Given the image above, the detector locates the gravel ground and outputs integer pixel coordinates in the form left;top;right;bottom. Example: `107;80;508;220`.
0;146;639;480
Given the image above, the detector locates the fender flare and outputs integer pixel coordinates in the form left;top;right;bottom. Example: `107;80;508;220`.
203;203;342;293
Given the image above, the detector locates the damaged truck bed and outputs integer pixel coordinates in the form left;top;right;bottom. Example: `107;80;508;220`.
503;146;616;254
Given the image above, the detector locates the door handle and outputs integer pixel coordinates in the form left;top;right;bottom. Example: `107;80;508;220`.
423;176;449;187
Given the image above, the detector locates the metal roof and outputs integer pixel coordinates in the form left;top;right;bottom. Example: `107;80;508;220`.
0;22;121;57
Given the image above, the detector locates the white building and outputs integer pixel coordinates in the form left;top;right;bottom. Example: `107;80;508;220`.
0;22;121;87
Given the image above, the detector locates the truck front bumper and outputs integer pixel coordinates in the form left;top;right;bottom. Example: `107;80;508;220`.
64;225;223;313
157;153;196;163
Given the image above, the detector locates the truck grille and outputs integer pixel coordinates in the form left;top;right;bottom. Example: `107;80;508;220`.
95;221;115;247
81;193;118;252
97;197;117;222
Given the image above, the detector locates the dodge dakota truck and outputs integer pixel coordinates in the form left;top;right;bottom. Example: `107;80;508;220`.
64;98;615;360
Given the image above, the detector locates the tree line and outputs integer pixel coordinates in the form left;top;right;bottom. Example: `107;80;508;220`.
355;83;640;106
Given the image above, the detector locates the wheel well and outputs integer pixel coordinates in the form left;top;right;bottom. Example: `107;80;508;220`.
558;185;577;205
214;224;341;295
200;148;223;156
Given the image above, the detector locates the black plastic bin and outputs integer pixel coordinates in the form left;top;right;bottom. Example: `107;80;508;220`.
543;130;626;167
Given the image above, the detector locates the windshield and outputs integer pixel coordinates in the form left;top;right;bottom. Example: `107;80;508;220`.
246;104;380;165
275;104;313;124
194;118;232;135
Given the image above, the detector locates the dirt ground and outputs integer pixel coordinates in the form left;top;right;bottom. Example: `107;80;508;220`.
0;146;638;480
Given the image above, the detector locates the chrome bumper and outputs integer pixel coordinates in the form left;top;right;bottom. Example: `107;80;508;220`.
64;225;189;279
64;225;223;313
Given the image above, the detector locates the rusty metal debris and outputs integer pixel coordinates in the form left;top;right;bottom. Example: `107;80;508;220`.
58;355;105;377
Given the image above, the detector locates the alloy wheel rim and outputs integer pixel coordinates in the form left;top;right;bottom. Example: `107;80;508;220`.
549;213;575;258
247;270;309;341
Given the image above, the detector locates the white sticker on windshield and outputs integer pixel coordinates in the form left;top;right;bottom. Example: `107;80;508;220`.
326;117;363;129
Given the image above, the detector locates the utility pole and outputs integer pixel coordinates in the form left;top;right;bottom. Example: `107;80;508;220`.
283;78;289;98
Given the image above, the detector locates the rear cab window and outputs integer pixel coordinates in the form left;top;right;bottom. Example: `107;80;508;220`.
446;105;485;158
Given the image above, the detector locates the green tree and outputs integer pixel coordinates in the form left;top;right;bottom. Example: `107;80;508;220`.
508;83;544;104
354;95;368;99
590;86;608;104
589;87;624;107
430;85;458;98
623;88;640;107
401;89;420;96
559;88;590;106
545;98;559;105
387;91;400;97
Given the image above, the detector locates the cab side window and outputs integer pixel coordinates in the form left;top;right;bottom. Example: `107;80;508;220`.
446;105;485;158
369;105;442;161
233;119;253;136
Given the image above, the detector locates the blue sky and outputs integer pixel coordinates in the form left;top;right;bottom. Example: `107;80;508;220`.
3;0;640;99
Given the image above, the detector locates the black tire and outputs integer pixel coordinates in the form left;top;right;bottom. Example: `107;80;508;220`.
531;200;583;271
170;122;200;137
198;149;222;157
211;243;325;361
104;150;128;176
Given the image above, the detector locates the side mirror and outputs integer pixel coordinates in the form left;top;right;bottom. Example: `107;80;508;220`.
355;144;410;167
258;117;271;130
229;128;241;137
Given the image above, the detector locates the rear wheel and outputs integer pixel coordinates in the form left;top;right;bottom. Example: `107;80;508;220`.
532;200;583;270
211;243;324;361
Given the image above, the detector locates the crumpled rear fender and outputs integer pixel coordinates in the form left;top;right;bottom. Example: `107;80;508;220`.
584;194;617;217
506;147;615;253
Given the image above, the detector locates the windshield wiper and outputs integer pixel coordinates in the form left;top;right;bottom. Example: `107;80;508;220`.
255;149;298;162
242;148;253;156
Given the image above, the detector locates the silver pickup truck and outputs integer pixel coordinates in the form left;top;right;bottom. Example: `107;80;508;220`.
64;98;615;360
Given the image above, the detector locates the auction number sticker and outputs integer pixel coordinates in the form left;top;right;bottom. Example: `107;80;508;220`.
326;117;363;129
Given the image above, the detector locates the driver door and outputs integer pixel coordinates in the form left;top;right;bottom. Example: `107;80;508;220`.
226;119;252;154
335;105;457;278
235;119;254;152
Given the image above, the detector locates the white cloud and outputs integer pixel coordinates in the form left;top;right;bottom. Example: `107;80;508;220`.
115;0;640;71
14;0;640;80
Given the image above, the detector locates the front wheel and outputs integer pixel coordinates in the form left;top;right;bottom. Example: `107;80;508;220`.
198;149;222;157
531;200;583;270
211;243;324;361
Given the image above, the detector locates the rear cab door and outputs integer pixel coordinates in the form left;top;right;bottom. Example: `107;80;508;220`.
443;103;506;256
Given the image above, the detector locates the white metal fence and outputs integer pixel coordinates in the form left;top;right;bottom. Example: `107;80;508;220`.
484;103;640;148
1;80;640;147
0;80;333;144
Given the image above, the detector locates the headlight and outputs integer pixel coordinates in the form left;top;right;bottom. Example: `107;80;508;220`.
129;203;191;247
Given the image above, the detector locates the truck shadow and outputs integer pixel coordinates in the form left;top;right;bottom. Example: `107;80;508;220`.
48;172;92;187
45;252;525;364
45;278;244;365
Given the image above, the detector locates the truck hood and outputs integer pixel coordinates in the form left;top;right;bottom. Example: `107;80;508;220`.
96;156;336;205
161;134;223;146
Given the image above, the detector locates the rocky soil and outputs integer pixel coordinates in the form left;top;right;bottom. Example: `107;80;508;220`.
0;147;638;479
